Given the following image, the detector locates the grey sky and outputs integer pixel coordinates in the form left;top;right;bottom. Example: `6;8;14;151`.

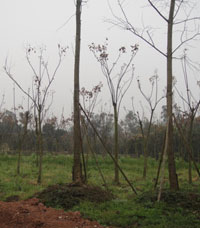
0;0;200;120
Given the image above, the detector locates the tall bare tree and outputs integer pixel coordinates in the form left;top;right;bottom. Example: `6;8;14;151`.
89;40;138;184
73;0;84;184
4;45;66;183
111;0;200;190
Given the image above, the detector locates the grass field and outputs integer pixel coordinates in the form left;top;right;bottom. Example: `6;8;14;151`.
0;154;200;227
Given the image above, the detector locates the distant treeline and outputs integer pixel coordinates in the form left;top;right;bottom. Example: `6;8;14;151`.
0;109;200;162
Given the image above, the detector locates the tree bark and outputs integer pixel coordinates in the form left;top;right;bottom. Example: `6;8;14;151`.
167;0;179;190
143;111;154;179
187;114;194;184
37;108;43;184
113;103;119;184
73;0;83;183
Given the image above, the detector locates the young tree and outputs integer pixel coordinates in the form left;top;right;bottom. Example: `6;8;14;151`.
4;45;66;183
80;83;107;185
80;82;103;158
175;53;200;183
112;0;200;190
137;74;164;178
89;40;138;184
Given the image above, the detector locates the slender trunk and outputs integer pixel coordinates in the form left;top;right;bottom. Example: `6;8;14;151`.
158;121;169;201
154;129;166;190
188;115;194;184
35;116;39;167
113;104;119;184
73;0;83;183
37;109;43;184
167;0;179;191
143;141;147;178
154;125;158;160
143;111;154;179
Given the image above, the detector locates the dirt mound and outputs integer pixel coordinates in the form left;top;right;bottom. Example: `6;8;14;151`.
35;183;114;210
0;198;107;228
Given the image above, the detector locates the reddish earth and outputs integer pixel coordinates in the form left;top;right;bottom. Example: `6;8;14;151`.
0;198;109;228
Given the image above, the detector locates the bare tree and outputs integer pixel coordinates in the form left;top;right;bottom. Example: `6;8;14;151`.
80;83;103;163
175;52;200;184
73;0;84;184
79;83;108;186
89;40;138;184
137;73;164;179
80;104;138;194
111;0;200;190
4;45;66;183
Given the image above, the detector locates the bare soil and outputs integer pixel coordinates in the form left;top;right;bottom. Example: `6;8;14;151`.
0;198;108;228
0;184;114;228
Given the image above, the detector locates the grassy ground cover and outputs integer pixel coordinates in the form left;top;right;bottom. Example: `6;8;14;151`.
0;154;200;227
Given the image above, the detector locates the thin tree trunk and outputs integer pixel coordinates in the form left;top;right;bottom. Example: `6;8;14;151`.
188;115;194;184
35;116;39;167
143;111;154;179
37;110;43;184
158;121;169;201
113;104;119;184
154;129;166;190
73;0;83;183
167;0;179;191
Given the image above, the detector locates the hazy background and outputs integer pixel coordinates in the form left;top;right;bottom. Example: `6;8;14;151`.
0;0;199;120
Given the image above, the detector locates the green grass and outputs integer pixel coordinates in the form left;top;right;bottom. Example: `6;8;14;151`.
0;153;200;227
0;154;73;199
72;200;199;228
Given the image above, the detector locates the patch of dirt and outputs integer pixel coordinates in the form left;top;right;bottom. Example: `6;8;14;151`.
35;183;114;210
0;198;109;228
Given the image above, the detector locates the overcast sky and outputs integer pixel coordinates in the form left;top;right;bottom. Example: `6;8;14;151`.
0;0;200;121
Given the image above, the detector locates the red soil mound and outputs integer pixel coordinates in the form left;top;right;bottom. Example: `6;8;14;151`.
0;198;108;228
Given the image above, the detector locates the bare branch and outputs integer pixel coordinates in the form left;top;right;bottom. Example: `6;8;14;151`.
174;16;200;25
173;0;184;19
3;62;37;108
147;0;168;22
172;32;200;54
107;0;167;57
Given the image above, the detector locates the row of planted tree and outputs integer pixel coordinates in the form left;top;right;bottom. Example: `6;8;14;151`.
0;105;200;179
1;0;200;197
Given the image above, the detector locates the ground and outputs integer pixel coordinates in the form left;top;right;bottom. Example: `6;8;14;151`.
0;198;107;228
0;184;114;228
